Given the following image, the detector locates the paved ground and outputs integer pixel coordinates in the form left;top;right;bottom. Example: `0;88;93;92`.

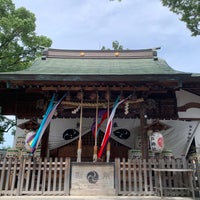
0;196;197;200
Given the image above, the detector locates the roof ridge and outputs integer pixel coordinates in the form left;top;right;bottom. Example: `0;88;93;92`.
42;48;159;60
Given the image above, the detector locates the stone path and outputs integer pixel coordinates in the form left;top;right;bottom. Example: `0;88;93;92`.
0;196;196;200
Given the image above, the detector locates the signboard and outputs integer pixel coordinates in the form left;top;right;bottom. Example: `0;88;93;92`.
70;163;115;195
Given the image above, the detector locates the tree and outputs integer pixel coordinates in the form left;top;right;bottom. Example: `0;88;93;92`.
0;115;15;144
0;0;52;72
161;0;200;36
101;40;124;50
0;0;51;143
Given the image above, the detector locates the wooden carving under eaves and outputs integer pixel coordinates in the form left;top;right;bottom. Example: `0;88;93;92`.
18;118;39;130
145;120;170;132
61;98;144;109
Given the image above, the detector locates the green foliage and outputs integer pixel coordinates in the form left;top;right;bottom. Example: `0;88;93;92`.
161;0;199;36
101;40;124;50
0;115;16;144
0;145;12;150
0;0;52;72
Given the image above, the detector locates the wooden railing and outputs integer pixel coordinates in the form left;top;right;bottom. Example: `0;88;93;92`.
115;158;155;196
0;157;199;197
115;158;200;198
191;158;200;196
0;157;70;196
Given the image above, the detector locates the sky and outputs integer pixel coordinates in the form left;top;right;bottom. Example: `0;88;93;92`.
12;0;200;73
0;116;15;149
1;0;200;148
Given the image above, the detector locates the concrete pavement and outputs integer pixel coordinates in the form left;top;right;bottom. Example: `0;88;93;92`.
0;196;196;200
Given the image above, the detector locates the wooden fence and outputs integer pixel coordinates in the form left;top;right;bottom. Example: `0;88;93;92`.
115;158;200;198
0;157;70;196
191;158;200;197
0;157;199;197
115;158;155;196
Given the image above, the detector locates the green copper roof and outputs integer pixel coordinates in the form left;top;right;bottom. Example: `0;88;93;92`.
17;57;182;75
0;49;191;82
18;58;183;75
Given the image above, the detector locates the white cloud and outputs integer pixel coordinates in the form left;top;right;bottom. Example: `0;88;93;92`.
12;0;200;73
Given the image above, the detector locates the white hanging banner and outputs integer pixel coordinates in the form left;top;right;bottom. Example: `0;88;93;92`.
150;132;164;153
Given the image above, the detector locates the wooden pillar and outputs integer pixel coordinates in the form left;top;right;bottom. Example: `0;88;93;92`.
140;105;148;160
40;124;50;158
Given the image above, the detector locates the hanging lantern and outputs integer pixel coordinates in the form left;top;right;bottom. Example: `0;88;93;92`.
25;130;36;152
149;132;164;153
